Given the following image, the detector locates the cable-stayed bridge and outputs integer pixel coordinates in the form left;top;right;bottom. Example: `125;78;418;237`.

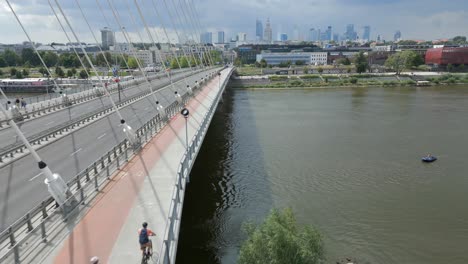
0;0;234;263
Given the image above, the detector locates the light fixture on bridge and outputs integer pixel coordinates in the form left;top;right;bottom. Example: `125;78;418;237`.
180;108;189;153
186;85;193;95
156;101;167;120
175;91;183;104
121;119;140;149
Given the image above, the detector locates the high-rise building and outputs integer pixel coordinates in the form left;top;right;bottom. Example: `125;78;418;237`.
363;26;371;41
263;18;273;43
345;24;357;40
101;27;115;50
200;32;212;44
256;19;263;41
309;28;318;41
333;34;339;42
292;25;300;41
280;33;288;42
217;31;225;43
237;32;247;42
326;26;332;41
394;30;402;42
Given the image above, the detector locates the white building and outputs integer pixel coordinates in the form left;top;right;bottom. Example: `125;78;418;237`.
133;50;154;66
256;52;328;66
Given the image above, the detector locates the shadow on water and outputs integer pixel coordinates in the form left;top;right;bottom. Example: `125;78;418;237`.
176;89;274;264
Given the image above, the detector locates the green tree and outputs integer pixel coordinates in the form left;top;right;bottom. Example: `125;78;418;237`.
260;59;267;68
179;57;189;68
79;69;88;79
43;51;59;67
447;63;454;72
452;36;467;44
303;67;309;74
355;51;368;74
295;60;305;66
22;69;29;77
458;64;465;72
38;67;49;76
385;53;405;74
15;71;23;79
3;49;20;66
239;208;324;264
55;66;65;77
343;57;351;65
0;69;3;76
67;69;73;77
71;68;77;75
96;52;112;67
317;67;323;74
10;68;17;76
0;56;6;67
128;57;139;69
234;57;242;67
21;48;41;66
170;58;179;69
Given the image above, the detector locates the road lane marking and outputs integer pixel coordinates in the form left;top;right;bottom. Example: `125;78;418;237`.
97;133;107;140
46;121;55;125
29;172;43;181
70;148;82;156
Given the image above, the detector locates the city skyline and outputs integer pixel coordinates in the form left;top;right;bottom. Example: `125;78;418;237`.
0;0;466;44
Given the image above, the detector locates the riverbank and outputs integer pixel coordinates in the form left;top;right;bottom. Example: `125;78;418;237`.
228;73;468;89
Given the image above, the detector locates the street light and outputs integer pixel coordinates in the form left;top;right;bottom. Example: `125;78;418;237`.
218;72;221;89
175;91;182;105
180;107;189;153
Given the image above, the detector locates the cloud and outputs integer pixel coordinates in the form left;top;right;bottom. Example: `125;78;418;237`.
0;0;467;44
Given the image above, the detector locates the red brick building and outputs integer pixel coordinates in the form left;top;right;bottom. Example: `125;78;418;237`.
425;47;468;66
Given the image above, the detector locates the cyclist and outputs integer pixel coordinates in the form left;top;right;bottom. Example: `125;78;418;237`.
138;222;155;257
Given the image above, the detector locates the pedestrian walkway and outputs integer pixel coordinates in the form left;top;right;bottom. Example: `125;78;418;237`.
41;68;230;264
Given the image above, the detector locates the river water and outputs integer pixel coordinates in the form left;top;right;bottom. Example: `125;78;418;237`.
177;85;468;264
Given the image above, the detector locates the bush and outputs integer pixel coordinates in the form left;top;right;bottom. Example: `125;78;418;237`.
239;208;324;264
269;76;288;81
350;78;358;84
301;74;320;79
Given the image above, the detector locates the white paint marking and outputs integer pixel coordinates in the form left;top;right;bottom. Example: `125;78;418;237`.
70;148;82;156
29;172;43;182
97;133;107;140
46;121;55;125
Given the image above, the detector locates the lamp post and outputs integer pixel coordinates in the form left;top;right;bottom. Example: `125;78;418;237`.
218;72;221;90
180;108;189;153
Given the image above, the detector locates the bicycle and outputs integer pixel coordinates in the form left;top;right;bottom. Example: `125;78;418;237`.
141;238;153;264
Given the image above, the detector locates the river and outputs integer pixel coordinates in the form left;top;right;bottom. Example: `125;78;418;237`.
177;85;468;264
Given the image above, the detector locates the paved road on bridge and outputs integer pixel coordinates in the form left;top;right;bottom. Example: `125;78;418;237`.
0;68;218;232
0;69;199;149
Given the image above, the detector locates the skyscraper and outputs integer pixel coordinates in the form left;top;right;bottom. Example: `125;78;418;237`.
200;32;212;44
363;26;371;41
292;25;300;41
256;19;263;41
217;31;225;43
280;33;288;42
345;24;357;40
309;28;318;41
263;18;272;43
237;32;247;42
394;30;402;42
101;27;115;50
326;26;332;41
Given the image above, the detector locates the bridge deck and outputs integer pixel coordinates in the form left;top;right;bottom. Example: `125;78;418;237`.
41;68;230;264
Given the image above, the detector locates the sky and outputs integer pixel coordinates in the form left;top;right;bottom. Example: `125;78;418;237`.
0;0;467;44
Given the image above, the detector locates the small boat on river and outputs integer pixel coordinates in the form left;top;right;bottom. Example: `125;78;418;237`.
422;155;437;163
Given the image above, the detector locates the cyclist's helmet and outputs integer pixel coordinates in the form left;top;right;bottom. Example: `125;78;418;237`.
142;222;148;228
